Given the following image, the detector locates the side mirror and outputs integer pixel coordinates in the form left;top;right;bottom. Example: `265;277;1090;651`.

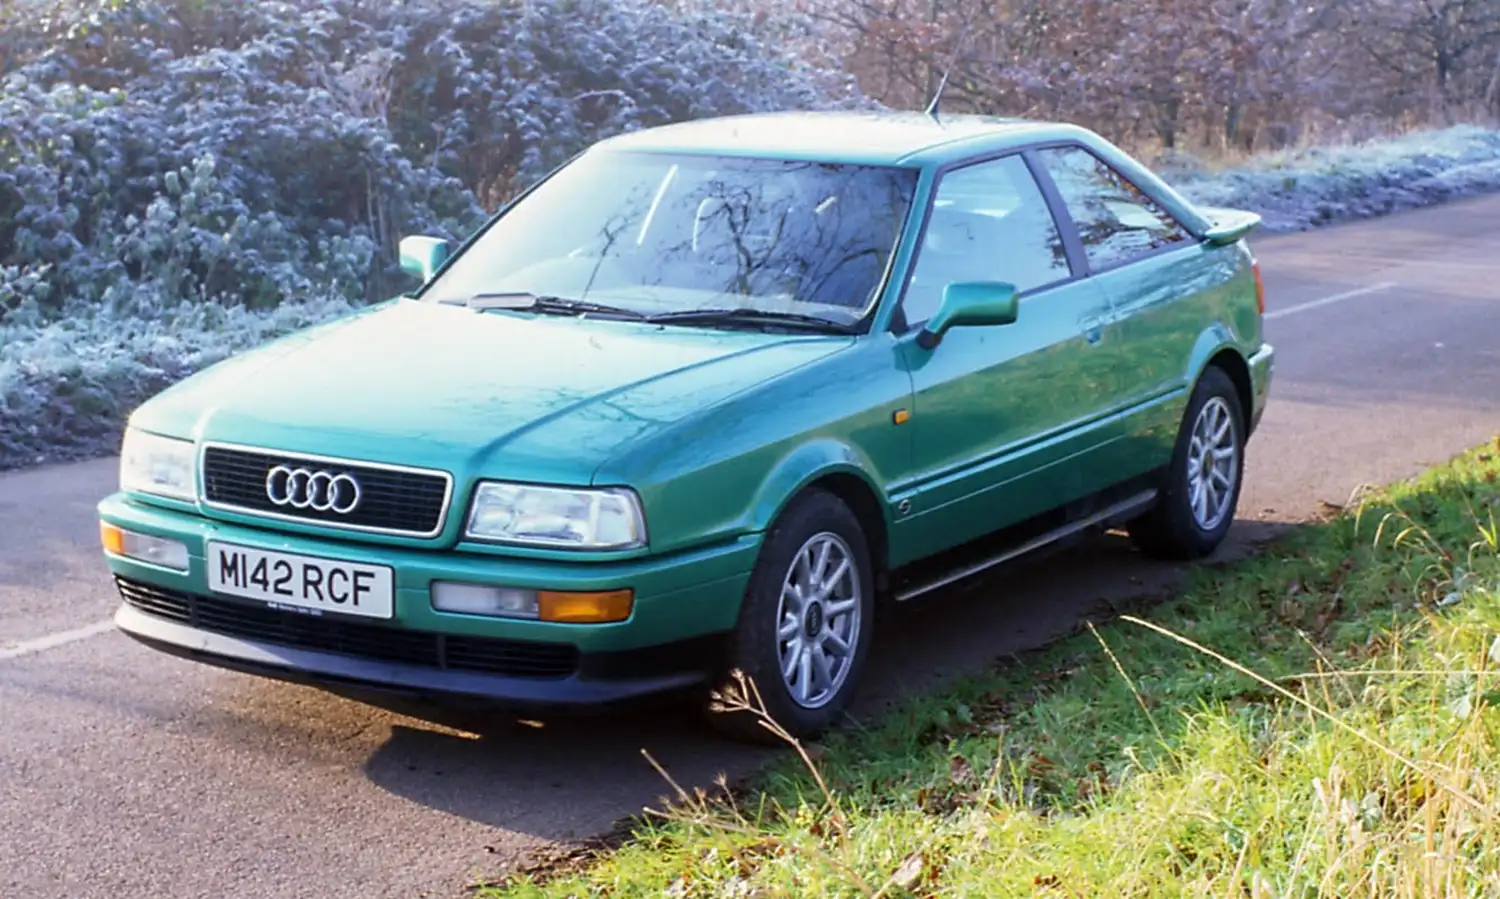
916;281;1019;349
399;235;451;284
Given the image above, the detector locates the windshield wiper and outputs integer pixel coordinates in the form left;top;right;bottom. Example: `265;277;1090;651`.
450;292;648;320
645;307;856;334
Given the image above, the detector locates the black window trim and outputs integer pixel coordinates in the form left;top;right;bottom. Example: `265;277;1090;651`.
1024;140;1198;279
886;147;1090;336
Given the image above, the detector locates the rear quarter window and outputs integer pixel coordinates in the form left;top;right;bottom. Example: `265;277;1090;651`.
1035;146;1191;272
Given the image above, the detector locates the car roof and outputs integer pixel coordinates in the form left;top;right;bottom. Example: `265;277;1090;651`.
592;110;1090;167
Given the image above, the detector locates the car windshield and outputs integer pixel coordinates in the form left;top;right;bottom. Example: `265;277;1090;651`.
419;150;920;327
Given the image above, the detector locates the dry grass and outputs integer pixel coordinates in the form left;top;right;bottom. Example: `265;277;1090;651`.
486;439;1500;898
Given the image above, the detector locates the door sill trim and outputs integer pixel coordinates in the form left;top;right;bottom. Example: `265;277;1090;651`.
894;488;1158;602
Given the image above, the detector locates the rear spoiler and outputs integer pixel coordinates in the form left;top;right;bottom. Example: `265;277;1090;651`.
1196;206;1263;246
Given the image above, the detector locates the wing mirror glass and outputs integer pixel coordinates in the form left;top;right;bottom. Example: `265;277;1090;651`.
916;281;1019;349
399;235;452;284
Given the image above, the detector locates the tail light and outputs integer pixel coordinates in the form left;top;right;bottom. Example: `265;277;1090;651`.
1251;258;1265;316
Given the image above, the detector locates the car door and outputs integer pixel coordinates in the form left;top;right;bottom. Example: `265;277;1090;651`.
1031;144;1223;482
888;152;1126;564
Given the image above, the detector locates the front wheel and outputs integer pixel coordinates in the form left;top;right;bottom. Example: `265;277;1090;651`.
1128;365;1246;560
705;489;875;745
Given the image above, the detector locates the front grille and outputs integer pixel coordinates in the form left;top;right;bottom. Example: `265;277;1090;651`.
117;577;580;680
201;445;451;537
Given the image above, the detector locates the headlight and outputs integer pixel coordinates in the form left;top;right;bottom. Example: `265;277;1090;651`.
119;428;198;503
465;482;646;549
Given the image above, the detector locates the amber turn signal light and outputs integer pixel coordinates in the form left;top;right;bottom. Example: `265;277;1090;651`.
99;520;191;570
100;521;126;555
538;589;634;624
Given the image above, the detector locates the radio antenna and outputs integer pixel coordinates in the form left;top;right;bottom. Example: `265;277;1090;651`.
924;69;952;120
924;20;975;121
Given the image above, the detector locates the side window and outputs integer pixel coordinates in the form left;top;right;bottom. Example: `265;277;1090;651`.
900;154;1072;327
1035;146;1190;272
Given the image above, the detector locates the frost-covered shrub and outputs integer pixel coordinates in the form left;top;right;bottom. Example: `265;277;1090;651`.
0;67;476;321
0;0;858;325
0;0;859;468
0;292;361;466
1168;126;1500;233
6;0;1500;472
11;122;1500;470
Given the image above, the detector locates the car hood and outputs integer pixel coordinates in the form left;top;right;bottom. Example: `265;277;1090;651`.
132;298;851;484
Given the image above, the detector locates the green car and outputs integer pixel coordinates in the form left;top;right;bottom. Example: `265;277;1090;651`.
99;111;1274;742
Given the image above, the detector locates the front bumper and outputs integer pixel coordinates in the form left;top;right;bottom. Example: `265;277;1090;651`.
114;602;719;712
100;492;757;710
1247;341;1275;436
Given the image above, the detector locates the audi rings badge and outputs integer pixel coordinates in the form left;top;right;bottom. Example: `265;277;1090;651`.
265;465;362;515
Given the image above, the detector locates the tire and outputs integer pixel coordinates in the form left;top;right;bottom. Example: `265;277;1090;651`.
704;489;875;745
1128;365;1246;561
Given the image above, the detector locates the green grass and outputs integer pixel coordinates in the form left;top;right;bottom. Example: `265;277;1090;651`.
486;439;1500;898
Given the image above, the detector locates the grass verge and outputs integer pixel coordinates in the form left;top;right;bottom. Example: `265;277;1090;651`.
487;438;1500;898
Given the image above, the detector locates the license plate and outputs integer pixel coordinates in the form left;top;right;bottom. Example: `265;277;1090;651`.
206;541;394;619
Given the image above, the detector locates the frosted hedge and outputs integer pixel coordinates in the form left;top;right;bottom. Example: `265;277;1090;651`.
4;0;1500;471
10;123;1500;471
0;0;857;323
1167;125;1500;233
0;0;858;466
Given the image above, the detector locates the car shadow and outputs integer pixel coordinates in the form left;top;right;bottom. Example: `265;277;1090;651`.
353;517;1293;841
359;707;774;840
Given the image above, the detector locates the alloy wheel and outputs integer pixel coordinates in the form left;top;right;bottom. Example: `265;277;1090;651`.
1186;395;1239;531
774;531;863;710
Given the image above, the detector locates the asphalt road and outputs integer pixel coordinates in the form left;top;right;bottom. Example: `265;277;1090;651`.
4;194;1500;899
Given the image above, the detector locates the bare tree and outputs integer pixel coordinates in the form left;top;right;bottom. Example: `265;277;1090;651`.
808;0;1499;157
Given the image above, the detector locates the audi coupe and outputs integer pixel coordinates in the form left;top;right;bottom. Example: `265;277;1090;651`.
98;110;1274;742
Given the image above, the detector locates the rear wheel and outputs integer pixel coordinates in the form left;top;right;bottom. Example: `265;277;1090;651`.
704;489;875;745
1128;365;1245;560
